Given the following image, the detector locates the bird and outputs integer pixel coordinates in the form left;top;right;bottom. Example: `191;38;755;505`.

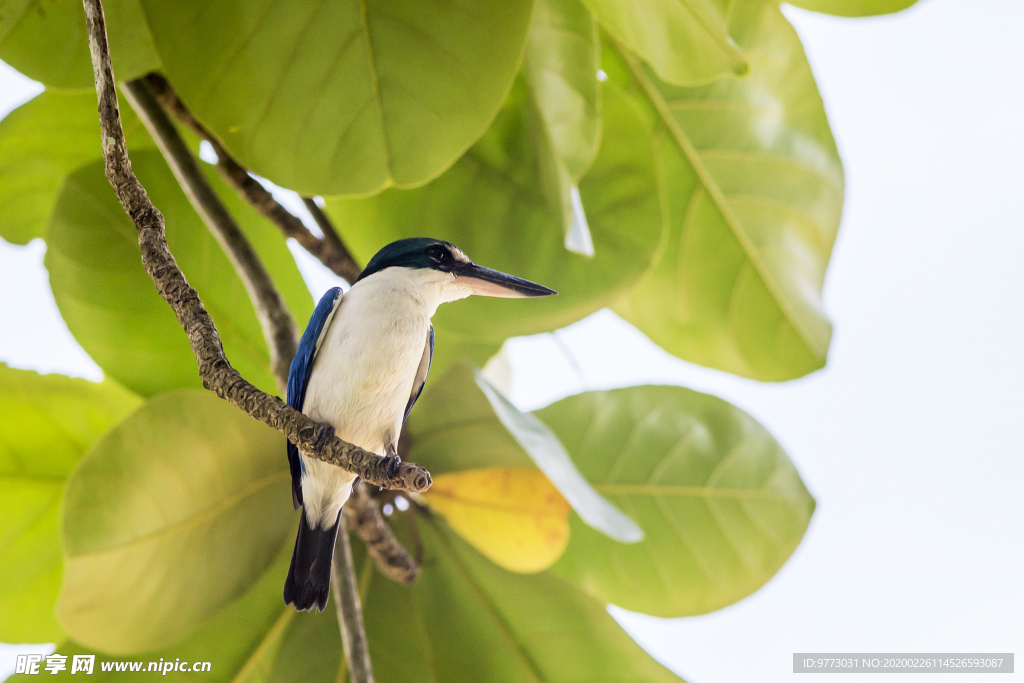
283;237;555;611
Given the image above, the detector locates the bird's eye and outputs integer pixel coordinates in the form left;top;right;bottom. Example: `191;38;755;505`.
428;246;449;263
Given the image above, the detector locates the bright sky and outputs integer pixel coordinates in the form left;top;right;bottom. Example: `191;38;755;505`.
2;0;1022;681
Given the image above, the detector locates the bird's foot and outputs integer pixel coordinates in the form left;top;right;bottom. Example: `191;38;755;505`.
311;422;335;455
380;453;402;483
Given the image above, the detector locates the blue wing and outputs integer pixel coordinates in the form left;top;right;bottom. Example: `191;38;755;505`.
402;325;434;426
286;287;344;509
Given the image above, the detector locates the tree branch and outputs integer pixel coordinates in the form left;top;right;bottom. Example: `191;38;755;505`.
121;78;297;390
85;8;416;682
345;483;419;585
142;73;363;284
81;0;430;493
332;516;374;683
131;74;422;585
129;55;411;683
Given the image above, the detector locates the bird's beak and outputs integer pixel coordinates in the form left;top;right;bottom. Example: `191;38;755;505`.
456;263;557;298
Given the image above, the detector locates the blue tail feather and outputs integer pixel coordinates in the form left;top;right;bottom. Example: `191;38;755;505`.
283;510;340;612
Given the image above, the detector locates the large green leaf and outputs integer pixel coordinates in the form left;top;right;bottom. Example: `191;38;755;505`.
50;544;322;680
57;390;295;654
327;81;663;344
0;365;140;643
364;514;686;683
0;0;158;89
54;541;347;681
139;0;533;197
523;0;601;254
579;0;747;86
784;0;920;17
266;609;342;683
0;89;154;246
610;1;843;381
538;385;814;617
44;151;312;396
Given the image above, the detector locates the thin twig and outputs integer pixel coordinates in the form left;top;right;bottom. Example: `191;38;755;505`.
332;516;375;683
143;73;363;284
345;483;418;585
122;78;297;390
301;196;361;280
81;0;430;493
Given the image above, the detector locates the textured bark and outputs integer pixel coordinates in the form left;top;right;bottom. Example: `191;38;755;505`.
139;74;420;582
122;78;297;391
345;483;419;585
81;0;430;494
332;516;375;683
143;73;363;284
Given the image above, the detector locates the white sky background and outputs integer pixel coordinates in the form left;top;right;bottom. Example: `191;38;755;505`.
1;0;1023;680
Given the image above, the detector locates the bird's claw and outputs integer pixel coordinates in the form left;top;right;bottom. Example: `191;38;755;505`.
381;453;402;482
311;422;335;454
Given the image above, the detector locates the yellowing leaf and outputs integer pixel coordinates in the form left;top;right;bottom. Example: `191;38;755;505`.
421;468;571;573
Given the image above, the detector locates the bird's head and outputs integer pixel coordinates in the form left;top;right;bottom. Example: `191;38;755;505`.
355;238;556;302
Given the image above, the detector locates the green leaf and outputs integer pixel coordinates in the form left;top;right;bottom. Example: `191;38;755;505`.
57;390;295;654
327;80;663;344
538;385;815;617
608;1;844;381
426;337;502;386
138;0;534;197
0;89;154;246
0;0;158;89
784;0;920;17
50;544;317;681
0;365;140;643
525;0;600;184
523;0;601;254
578;0;747;86
364;514;686;683
44;151;312;396
474;370;642;543
267;607;341;683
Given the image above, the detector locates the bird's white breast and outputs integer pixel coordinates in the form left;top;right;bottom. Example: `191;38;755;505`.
299;267;459;527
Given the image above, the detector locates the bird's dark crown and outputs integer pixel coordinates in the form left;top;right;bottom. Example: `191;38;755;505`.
355;238;470;283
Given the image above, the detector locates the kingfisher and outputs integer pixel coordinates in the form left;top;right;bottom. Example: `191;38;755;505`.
283;237;555;611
